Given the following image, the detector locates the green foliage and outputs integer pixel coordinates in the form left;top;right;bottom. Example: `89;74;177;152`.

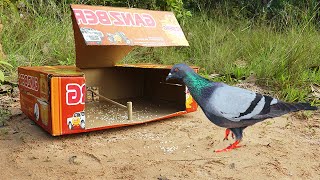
1;0;75;68
123;13;320;104
183;0;320;28
166;0;191;23
0;60;13;82
0;0;319;104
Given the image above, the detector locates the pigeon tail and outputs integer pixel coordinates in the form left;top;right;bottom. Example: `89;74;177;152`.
295;103;318;111
252;101;318;120
280;102;318;112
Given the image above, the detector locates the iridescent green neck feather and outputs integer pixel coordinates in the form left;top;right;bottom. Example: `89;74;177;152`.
183;72;212;98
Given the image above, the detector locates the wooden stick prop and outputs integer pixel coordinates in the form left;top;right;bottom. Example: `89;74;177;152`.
87;88;133;120
127;102;133;120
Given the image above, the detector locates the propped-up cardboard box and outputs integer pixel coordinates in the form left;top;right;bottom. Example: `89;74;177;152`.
18;4;198;136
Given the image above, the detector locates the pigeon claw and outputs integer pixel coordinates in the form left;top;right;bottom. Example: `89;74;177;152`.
214;140;241;153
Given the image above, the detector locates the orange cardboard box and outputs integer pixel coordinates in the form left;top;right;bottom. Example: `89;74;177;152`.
18;4;198;136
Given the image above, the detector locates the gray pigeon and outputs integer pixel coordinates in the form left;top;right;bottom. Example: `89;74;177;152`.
166;64;318;152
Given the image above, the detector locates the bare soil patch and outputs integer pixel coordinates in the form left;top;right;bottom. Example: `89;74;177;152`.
0;107;319;179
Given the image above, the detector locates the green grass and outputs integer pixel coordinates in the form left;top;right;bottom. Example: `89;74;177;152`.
0;2;319;105
123;14;320;105
0;108;10;127
1;15;75;66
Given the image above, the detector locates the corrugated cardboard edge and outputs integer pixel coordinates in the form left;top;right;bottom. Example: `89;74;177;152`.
51;77;62;136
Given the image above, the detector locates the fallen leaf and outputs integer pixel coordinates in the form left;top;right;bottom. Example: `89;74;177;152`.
310;84;320;98
208;74;221;79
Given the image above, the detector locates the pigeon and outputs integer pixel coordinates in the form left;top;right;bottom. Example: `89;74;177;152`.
166;63;318;152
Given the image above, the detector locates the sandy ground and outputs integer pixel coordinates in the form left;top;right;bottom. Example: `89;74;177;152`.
0;108;319;180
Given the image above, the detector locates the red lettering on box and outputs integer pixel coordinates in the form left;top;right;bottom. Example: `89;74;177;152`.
83;9;98;25
109;11;125;26
142;14;156;27
66;83;86;105
74;9;156;27
134;13;146;27
73;9;87;24
96;10;112;25
19;73;39;92
121;12;135;26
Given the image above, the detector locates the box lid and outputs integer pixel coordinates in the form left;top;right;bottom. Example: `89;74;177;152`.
71;4;189;68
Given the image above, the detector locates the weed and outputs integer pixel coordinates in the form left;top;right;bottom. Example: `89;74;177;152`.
0;1;319;104
0;59;13;82
0;108;10;127
263;121;273;126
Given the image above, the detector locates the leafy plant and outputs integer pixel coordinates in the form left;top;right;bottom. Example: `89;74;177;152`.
0;59;13;83
0;0;319;104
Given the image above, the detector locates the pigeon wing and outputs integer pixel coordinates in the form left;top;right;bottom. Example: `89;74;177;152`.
208;85;276;122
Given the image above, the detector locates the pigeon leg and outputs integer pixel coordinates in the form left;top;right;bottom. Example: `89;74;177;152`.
223;129;235;141
223;129;231;141
215;127;246;153
214;140;241;153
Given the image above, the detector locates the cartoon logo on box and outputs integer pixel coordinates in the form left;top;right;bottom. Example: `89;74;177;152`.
106;32;131;45
67;111;85;130
80;27;104;44
65;83;86;130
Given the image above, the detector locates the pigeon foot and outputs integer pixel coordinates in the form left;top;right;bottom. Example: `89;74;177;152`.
215;140;241;153
223;129;234;141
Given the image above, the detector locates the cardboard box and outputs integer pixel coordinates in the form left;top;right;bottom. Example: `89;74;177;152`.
18;4;198;136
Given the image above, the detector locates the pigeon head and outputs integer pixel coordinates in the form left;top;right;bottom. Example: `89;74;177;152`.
166;63;194;81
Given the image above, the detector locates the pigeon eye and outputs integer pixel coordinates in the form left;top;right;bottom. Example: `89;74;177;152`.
174;68;179;72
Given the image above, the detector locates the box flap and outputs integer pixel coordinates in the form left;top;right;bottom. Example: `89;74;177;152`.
71;4;189;68
117;63;199;70
19;66;84;77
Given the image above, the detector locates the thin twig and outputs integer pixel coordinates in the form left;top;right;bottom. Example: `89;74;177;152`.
87;88;127;109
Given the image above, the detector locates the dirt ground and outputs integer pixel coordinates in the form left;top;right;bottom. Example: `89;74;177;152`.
0;108;319;180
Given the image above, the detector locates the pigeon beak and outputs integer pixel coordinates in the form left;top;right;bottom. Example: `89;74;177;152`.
166;73;172;81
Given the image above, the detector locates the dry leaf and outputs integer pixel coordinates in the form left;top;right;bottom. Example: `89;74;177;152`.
310;84;320;99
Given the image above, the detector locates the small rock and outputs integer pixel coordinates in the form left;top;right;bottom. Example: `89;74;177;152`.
44;156;51;162
157;175;169;180
69;155;81;165
10;108;22;116
28;156;38;160
0;85;12;93
244;73;257;84
12;87;20;98
229;163;235;169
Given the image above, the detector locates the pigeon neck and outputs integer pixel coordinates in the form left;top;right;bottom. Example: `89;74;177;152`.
183;72;212;98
